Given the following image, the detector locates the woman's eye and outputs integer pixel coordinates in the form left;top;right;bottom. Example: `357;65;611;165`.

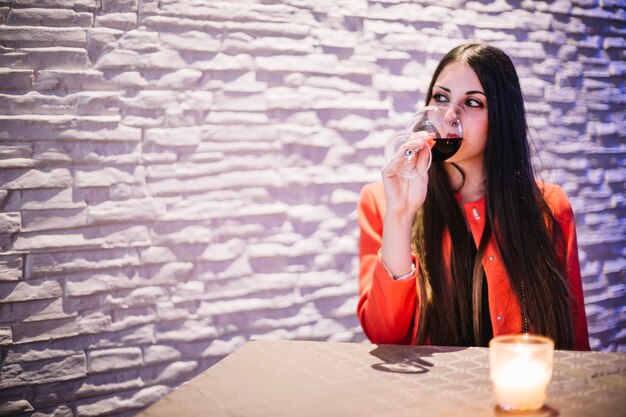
466;98;483;108
433;94;449;102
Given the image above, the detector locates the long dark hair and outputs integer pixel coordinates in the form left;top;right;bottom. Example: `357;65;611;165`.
413;43;575;349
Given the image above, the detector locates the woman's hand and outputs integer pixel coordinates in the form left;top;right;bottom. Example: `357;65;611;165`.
381;132;433;219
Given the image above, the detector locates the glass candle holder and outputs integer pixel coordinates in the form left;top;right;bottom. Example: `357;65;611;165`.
489;334;555;412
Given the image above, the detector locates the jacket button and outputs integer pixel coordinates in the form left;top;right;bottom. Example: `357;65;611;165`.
496;315;503;321
488;255;494;261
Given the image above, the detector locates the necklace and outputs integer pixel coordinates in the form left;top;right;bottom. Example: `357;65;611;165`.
521;280;529;333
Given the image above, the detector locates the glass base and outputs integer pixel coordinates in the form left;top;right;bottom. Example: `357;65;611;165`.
494;404;558;416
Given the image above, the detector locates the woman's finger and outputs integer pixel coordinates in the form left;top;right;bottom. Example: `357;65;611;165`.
384;133;433;177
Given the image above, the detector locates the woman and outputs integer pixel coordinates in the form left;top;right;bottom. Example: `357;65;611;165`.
357;43;590;350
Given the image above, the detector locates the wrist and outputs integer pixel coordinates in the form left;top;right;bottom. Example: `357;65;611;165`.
383;211;415;232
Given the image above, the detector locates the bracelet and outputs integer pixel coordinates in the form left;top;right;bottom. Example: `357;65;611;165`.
391;263;416;280
379;250;416;281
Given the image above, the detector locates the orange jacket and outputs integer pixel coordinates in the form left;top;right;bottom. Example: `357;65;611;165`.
357;181;591;350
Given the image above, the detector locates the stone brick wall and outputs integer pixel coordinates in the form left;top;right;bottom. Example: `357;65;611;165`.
0;0;624;416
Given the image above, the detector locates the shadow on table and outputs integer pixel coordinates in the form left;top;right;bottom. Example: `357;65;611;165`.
369;345;467;374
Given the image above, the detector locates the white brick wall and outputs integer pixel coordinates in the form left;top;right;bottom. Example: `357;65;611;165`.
0;0;624;415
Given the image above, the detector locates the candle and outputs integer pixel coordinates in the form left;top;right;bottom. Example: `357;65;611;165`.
489;334;554;411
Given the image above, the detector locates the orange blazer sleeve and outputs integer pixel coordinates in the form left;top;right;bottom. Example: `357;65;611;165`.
356;182;418;344
543;184;591;351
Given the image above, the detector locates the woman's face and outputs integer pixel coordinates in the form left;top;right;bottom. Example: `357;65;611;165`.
427;62;488;166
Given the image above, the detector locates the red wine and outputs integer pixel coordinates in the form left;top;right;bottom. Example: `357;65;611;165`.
432;137;462;161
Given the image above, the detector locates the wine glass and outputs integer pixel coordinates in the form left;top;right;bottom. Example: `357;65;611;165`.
384;104;463;178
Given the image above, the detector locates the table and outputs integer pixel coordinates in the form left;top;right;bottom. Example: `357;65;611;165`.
136;339;626;417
